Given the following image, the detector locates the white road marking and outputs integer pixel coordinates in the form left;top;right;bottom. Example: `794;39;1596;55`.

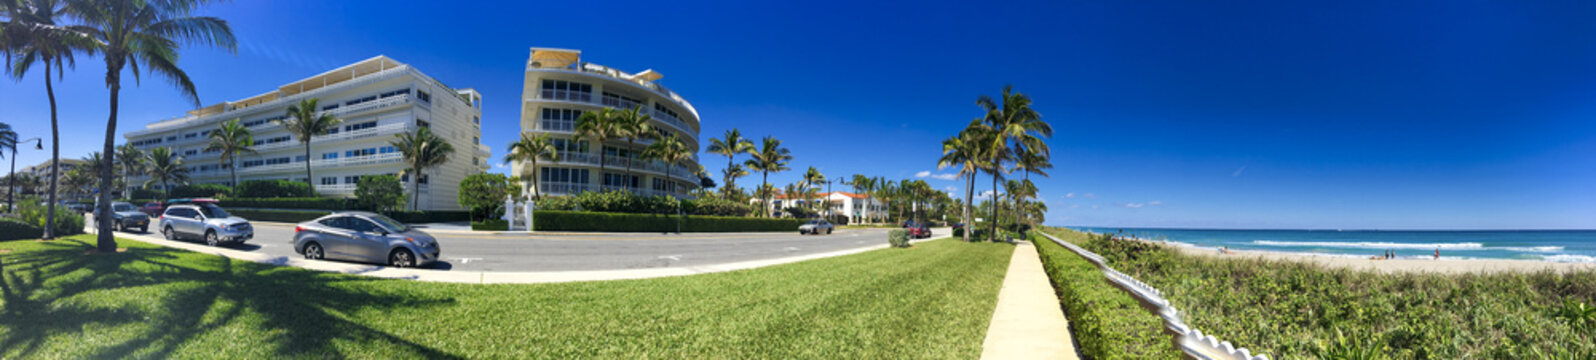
454;257;484;264
783;247;800;251
657;255;682;261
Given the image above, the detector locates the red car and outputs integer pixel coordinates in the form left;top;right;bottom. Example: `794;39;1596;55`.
139;202;165;217
906;224;932;239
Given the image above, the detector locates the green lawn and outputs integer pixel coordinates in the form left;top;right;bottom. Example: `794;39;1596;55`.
0;235;1014;359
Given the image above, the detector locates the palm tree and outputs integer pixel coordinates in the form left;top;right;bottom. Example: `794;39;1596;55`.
576;107;621;188
72;0;236;251
5;0;92;239
114;143;143;195
504;132;559;200
0;122;16;210
276;98;341;191
205;118;254;188
940;120;994;241
977;85;1049;241
642;132;693;197
847;174;876;223
143;147;188;201
874;177;896;223
720;164;749;198
392;126;455;211
612;105;655;182
61;167;93;197
782;183;803;216
80;151;111;196
743;136;792;217
801;166;825;213
1011;148;1049;229
706;128;754;194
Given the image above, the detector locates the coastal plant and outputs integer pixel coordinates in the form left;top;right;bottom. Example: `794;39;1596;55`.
1032;233;1182;359
354;175;404;212
887;229;909;248
1553;300;1596;333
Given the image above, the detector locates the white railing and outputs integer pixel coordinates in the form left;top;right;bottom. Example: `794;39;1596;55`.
1038;232;1269;360
325;94;415;118
249;122;414;153
237;152;402;174
131;66;414;136
476;144;491;154
544;152;696;180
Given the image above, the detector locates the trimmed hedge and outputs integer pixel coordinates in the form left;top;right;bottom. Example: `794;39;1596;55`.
228;209;332;223
384;211;471;224
0;218;44;241
170;183;232;198
236;180;314;198
1032;233;1181;359
219;197;351;210
533;210;806;232
471;220;508;231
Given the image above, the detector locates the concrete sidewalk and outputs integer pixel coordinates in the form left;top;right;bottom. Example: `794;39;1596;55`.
981;241;1080;360
89;225;948;284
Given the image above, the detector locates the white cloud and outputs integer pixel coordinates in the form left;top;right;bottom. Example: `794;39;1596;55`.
1125;203;1145;208
1065;192;1075;198
944;186;958;192
915;170;931;177
915;171;959;181
1084;193;1096;198
1149;201;1162;206
1069;204;1080;209
494;163;507;169
1232;166;1247;177
1091;205;1099;209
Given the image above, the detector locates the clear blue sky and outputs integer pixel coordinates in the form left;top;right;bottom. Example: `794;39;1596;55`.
3;0;1594;229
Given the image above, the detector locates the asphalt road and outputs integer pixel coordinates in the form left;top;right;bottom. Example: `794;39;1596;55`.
121;222;908;272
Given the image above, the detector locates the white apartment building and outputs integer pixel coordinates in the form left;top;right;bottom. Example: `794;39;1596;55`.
123;56;490;210
753;191;887;223
513;47;702;198
19;159;85;178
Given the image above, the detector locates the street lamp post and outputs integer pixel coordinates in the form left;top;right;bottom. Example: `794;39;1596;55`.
8;137;43;213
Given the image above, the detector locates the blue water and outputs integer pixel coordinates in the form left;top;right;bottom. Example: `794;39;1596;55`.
1069;227;1596;263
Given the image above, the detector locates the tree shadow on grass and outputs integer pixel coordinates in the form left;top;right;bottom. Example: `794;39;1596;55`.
0;237;463;359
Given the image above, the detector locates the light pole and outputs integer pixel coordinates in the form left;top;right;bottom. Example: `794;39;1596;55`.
8;137;43;213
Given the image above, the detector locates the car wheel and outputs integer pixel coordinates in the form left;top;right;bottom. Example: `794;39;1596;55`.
826;228;832;235
205;230;219;246
139;226;148;233
163;226;177;240
303;243;324;260
389;249;416;268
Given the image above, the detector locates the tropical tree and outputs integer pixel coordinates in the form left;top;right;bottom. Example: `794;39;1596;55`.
80;151;111;195
720;164;749;198
73;0;236;251
61;167;93;197
874;177;896;223
612;105;654;181
976;85;1049;241
706;128;754;195
391;126;455;210
847;174;877;223
205;118;254;188
5;0;93;239
575;107;621;185
142;147;188;201
0;122;16;211
276;98;340;191
114;143;144;195
743;136;792;217
801;166;825;213
642;132;693;197
940;120;994;241
504;132;558;200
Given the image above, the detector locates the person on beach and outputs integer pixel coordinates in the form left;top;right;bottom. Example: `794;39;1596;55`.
1434;248;1440;260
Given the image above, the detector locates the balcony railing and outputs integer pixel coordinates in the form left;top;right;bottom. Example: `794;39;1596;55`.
235;152;402;174
529;94;697;136
539;182;688;199
544;152;695;180
131;66;414;136
249;122;414;153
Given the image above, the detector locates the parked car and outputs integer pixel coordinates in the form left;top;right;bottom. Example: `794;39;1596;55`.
67;203;91;213
95;201;151;233
292;212;441;268
158;203;253;246
912;223;932;239
166;198;219;207
139;202;164;217
901;220;916;228
799;219;834;235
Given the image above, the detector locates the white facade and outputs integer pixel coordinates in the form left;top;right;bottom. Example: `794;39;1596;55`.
123;56;491;210
19;159;84;178
514;47;701;199
752;191;886;222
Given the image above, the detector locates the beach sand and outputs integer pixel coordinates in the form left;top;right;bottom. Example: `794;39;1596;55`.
1175;245;1596;274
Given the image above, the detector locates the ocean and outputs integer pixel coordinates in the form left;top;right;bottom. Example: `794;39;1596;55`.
1068;227;1596;263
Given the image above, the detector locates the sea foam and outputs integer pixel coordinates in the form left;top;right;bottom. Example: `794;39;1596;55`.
1250;240;1563;252
1541;254;1596;263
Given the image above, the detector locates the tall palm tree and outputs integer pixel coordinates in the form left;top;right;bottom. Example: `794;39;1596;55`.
205;118;254;188
114;143;143;196
720;164;749;198
874;177;896;223
61;167;93;197
940;120;994;241
801;166;825;213
72;0;236;251
612;105;655;182
276;98;341;191
977;85;1048;241
391;126;455;211
80;151;111;196
743;136;792;217
576;107;621;188
142;147;188;201
504;132;559;200
782;182;802;216
1011;148;1050;229
847;174;876;223
642;132;693;197
6;0;92;239
706;128;754;194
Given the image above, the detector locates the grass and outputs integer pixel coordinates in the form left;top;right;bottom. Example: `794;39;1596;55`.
1030;232;1182;359
1;234;1014;359
1041;227;1596;359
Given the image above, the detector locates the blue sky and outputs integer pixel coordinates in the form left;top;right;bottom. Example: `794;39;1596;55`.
3;0;1594;229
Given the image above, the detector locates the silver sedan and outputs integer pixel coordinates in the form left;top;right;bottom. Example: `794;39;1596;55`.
291;212;441;267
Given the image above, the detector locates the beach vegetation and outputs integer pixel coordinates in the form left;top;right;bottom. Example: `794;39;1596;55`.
1031;232;1182;359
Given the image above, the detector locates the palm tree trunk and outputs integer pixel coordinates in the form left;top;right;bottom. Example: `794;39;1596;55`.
990;173;999;242
963;171;974;242
760;171;769;218
97;69;122;252
303;143;313;192
230;156;238;190
45;60;60;240
7;152;16;214
625;138;635;189
412;166;421;211
530;159;540;200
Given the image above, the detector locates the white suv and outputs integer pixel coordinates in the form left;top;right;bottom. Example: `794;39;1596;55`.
159;204;254;246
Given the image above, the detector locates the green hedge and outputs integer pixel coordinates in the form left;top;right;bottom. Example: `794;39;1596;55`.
534;191;757;217
384;210;471;224
236;180;314;198
219;197;351;210
1032;233;1181;359
471;220;508;231
17;199;84;237
532;210;805;232
228;209;332;223
170;183;232;198
0;218;44;241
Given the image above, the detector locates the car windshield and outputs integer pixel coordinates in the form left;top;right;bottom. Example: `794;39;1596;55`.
806;220;820;225
113;203;135;212
367;214;409;233
197;205;231;218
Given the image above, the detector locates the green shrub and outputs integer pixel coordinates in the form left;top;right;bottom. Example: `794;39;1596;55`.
355;175;405;212
382;210;471;224
219;197;350;210
952;227;964;237
471;220;508;231
17;199;84;237
532;210;804;232
1032;233;1180;359
0;217;44;241
228;209;332;223
235;180;314;198
888;229;910;248
782;206;816;218
683;197;754;217
535;196;577;211
459;173;516;221
169;183;232;198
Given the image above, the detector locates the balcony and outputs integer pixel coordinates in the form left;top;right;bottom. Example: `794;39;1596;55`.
236;152;402;175
250;122;414;153
545;152;696;180
526;94;697;137
538;182;689;199
130;66;415;137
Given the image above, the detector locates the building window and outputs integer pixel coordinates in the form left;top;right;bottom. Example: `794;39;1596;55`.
380;146;397;154
417;119;430;128
540;80;592;102
380;88;410;99
473;116;480;125
295;155;307;162
417;91;431;103
344;95;377;106
322;152;338;160
540;167;590;184
603;173;638;188
552;138;588;154
601;92;643;110
322;104;339;111
184;132;198;139
417;174;429;184
652;178;678;192
654;103;679;120
183;149;197;156
321;177;337;185
344;176;361;184
540;108;582;132
473;136;479;145
343;121;377;132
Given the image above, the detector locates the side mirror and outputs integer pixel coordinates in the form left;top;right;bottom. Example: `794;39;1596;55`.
194;215;204;220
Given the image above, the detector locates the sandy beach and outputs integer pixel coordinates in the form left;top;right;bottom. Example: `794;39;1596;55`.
1175;245;1596;274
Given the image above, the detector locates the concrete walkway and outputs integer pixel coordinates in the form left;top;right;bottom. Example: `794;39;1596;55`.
90;225;947;284
981;241;1080;360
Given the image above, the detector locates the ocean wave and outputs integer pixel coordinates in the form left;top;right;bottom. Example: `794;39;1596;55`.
1250;240;1564;252
1541;254;1596;263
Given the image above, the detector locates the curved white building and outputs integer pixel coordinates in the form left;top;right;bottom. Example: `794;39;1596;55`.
514;47;701;198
